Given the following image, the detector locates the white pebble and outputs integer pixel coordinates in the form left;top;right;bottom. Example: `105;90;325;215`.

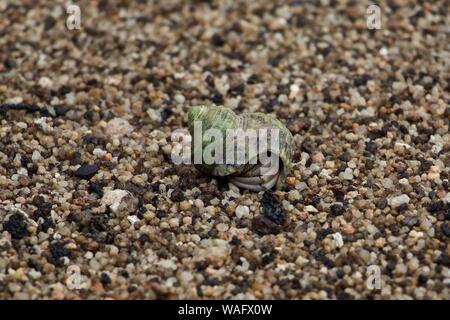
127;215;140;225
288;190;301;201
216;223;229;232
32;150;43;162
332;232;344;248
101;188;137;215
349;88;366;107
383;178;394;189
389;194;410;208
340;168;354;180
38;76;53;88
235;205;249;219
174;94;186;104
305;205;318;213
105;118;133;136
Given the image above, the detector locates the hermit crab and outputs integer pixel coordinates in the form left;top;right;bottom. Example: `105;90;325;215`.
188;105;293;191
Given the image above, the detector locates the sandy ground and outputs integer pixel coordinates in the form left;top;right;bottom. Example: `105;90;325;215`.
0;0;449;299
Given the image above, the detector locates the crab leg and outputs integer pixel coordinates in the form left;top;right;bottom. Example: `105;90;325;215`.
230;171;280;191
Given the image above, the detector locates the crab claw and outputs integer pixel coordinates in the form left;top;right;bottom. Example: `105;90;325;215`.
229;158;281;191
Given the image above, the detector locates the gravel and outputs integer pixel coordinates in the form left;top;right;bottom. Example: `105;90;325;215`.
74;164;99;180
3;213;29;240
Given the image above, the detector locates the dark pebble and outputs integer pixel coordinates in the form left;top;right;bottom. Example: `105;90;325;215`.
229;235;241;245
0;103;40;115
365;141;378;155
127;285;137;293
170;188;185;202
208;228;218;237
336;290;352;300
100;272;111;285
179;172;195;190
156;210;167;219
83;135;107;147
3;213;29;240
339;152;351;162
313;251;334;268
160;108;173;123
66;212;78;223
48;241;71;266
263;98;277;113
119;270;129;278
317;228;333;240
211;34;225;46
252;214;282;235
442;180;449;190
3;57;15;69
54;105;68;116
86;78;99;86
288;117;311;133
261;253;274;265
301;140;314;153
397;203;408;213
260;191;286;225
311;195;321;206
419;158;433;172
58;85;71;96
211;92;224;104
151;181;161;192
83;110;94;121
247;74;259;84
44;15;56;31
203;277;221;286
427;200;445;213
330;203;345;216
88;181;104;197
75;164;98;179
41;217;55;233
417;274;428;286
20;155;31;168
386;259;397;272
32;197;52;219
441;223;450;237
333;190;345;202
195;261;208;271
252;191;287;235
139;234;150;244
437;252;450;267
228;83;245;97
49;241;70;259
353;74;372;87
377;198;388;209
390;223;400;236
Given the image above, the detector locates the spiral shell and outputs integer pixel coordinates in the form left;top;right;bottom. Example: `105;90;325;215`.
188;105;293;191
